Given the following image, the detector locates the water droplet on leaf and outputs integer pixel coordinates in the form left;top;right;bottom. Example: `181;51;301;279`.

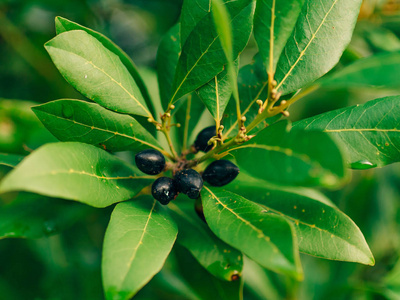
351;160;376;170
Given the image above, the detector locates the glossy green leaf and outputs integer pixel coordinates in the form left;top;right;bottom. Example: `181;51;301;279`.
0;153;23;168
45;30;151;117
0;142;153;207
180;0;211;46
293;96;400;169
102;197;177;300
228;121;347;188
320;51;400;89
254;0;305;72
0;193;89;239
170;0;255;103
174;245;242;300
228;173;374;265
55;17;155;116
201;186;303;279
275;0;362;95
32;99;163;154
196;60;238;121
157;24;181;109
169;201;243;281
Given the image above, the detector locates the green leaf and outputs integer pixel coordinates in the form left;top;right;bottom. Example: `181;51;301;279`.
319;51;400;90
0;153;23;168
54;17;155;117
293;96;400;169
0;142;153;207
0;193;89;239
275;0;362;95
32;99;163;154
201;186;303;279
254;0;305;72
228;173;375;265
196;60;238;121
170;0;255;103
180;0;211;46
169;201;243;281
102;197;177;300
157;24;181;109
174;245;243;300
45;30;151;117
228;121;348;188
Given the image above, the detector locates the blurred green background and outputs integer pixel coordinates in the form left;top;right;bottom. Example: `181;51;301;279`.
1;0;400;299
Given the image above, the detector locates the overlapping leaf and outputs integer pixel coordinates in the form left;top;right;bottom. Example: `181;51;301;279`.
294;96;400;169
0;142;153;207
227;121;347;188
102;197;177;300
169;201;243;281
157;24;181;109
254;0;305;72
55;17;155;116
275;0;362;95
32;99;162;153
320;51;400;89
228;173;374;265
170;0;255;103
45;30;151;117
201;186;303;279
0;153;23;168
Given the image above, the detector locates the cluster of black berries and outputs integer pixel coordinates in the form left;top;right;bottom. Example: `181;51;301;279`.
134;126;240;205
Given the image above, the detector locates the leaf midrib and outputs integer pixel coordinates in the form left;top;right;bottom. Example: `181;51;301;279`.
46;44;151;117
204;186;291;264
35;109;164;153
276;0;339;91
325;128;400;133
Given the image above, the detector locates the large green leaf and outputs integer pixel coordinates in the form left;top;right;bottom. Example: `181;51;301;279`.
293;96;400;169
45;30;151;117
275;0;362;95
228;173;374;265
0;193;89;239
201;186;303;279
0;142;153;207
174;245;243;300
32;99;163;153
0;153;23;168
102;197;177;300
169;201;243;281
228;121;347;188
170;0;255;103
320;51;400;89
54;17;155;117
157;24;181;109
254;0;305;72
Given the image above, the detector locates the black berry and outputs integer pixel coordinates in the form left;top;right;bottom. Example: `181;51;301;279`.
151;177;178;205
202;160;239;187
175;169;203;199
135;149;165;175
194;126;216;152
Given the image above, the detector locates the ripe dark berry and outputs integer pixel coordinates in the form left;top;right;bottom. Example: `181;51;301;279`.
175;169;203;199
135;149;165;175
202;160;239;187
151;177;178;205
194;126;216;152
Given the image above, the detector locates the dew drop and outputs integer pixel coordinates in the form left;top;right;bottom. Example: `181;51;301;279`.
62;105;74;119
351;160;377;170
